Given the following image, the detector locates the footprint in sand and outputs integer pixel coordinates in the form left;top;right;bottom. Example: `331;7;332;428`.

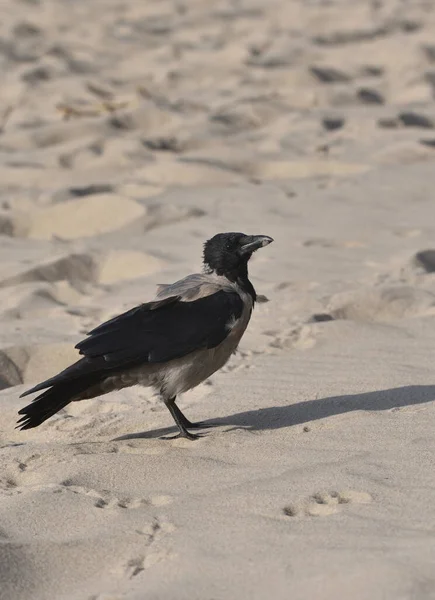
283;489;373;518
0;476;19;495
265;324;318;351
125;548;172;576
61;483;148;510
94;496;148;510
0;453;43;496
60;481;173;510
127;517;174;578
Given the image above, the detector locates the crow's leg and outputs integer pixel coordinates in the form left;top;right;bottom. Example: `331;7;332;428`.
161;396;201;440
168;398;216;429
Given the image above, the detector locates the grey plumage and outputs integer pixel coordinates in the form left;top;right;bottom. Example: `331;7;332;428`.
17;232;273;439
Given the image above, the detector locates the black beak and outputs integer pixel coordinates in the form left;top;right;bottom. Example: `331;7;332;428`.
239;235;274;255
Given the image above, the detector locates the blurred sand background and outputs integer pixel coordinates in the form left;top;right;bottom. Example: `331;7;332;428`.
2;0;435;598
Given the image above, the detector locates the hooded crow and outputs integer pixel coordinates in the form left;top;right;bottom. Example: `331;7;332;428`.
17;232;273;439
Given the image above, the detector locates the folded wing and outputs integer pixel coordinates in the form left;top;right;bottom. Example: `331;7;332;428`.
21;290;244;399
77;291;244;365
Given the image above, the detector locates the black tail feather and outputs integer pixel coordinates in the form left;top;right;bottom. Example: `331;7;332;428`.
17;376;99;430
17;389;72;430
19;358;93;398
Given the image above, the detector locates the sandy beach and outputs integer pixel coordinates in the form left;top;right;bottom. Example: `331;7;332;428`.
2;0;435;598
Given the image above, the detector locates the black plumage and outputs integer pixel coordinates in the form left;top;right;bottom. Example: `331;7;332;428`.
76;292;244;364
17;232;273;439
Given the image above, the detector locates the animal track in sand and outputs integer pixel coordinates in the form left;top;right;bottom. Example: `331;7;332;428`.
125;548;172;577
264;324;318;351
15;452;41;471
0;453;43;496
283;489;373;518
127;517;174;578
60;481;173;510
136;517;175;538
221;358;255;374
0;476;19;495
62;484;146;510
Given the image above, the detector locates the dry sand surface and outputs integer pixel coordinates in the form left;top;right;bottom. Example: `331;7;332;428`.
2;0;435;598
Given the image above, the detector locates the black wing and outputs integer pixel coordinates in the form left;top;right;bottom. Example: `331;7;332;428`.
75;291;244;367
20;291;244;399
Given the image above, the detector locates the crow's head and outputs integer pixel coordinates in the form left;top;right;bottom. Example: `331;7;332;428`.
203;232;273;281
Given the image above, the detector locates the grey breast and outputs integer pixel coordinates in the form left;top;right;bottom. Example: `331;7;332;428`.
150;272;253;396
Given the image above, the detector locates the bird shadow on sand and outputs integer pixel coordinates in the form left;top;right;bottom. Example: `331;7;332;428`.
113;385;435;441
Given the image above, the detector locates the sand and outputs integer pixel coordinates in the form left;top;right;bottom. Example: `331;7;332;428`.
1;0;435;598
